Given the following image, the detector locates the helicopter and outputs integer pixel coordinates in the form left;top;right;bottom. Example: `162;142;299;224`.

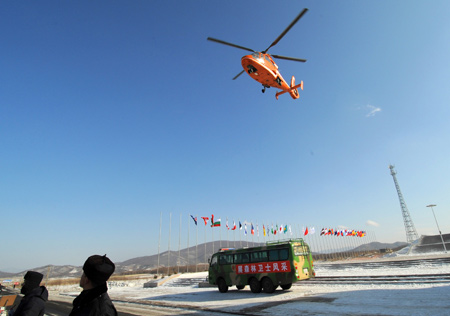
207;8;308;100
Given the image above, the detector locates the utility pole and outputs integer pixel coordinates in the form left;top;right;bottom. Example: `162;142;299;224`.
426;204;447;253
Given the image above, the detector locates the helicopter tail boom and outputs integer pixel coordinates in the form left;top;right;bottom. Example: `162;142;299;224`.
275;76;303;100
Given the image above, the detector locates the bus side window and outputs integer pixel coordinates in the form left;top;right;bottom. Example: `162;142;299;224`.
211;255;218;266
234;254;241;264
260;251;268;261
268;250;279;261
251;251;268;262
242;253;249;263
219;255;226;265
279;248;289;260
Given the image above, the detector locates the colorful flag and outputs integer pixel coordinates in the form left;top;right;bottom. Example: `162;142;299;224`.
251;223;254;235
244;223;247;235
201;217;209;225
231;221;237;230
284;225;287;234
263;225;266;237
310;227;315;234
239;221;242;230
211;217;221;227
304;226;309;236
190;215;197;226
226;219;229;230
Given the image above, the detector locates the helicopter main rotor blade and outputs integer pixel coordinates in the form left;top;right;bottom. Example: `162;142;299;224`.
271;54;307;63
232;70;245;80
263;8;308;53
207;37;255;53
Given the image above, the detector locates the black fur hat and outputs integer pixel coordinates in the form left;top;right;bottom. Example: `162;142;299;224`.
83;255;115;285
24;271;43;286
21;271;43;294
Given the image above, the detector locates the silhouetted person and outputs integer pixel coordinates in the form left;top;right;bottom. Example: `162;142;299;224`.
11;271;48;316
69;254;117;316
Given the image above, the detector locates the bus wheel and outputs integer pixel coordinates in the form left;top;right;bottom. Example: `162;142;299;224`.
262;277;276;294
281;283;292;290
236;285;245;290
249;278;262;293
217;278;228;293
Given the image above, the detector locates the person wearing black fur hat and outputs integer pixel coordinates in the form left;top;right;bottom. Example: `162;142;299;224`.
10;271;48;316
69;254;117;316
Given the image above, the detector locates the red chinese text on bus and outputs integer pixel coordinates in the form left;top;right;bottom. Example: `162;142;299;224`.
235;260;291;275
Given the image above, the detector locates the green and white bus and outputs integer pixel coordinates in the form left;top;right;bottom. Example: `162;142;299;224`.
208;238;314;293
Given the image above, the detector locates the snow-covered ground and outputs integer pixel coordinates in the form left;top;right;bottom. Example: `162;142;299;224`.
51;253;450;316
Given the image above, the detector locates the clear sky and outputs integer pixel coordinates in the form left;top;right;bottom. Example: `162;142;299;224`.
1;1;450;273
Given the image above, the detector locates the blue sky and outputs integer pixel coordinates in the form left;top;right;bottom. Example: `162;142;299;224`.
1;1;450;272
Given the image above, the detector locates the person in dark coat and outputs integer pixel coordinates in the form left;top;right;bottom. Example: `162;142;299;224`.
11;271;48;316
69;254;117;316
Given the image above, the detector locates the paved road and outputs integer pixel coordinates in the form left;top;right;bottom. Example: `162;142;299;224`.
1;289;204;316
45;299;208;316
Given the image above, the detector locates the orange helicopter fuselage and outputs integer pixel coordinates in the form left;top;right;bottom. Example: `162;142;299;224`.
241;53;289;90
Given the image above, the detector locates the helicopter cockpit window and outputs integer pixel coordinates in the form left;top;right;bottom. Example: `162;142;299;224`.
265;55;274;65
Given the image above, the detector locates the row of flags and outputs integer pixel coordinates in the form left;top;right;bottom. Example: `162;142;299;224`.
189;215;367;238
320;228;367;237
191;214;296;236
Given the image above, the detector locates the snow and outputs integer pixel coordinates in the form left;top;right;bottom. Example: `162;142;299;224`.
50;253;450;315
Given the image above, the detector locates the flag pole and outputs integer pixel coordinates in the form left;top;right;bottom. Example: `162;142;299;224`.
204;220;207;264
157;211;162;276
168;212;171;275
257;222;260;244
233;221;236;248
187;214;190;273
195;215;198;272
211;217;214;259
178;213;181;274
226;218;229;248
239;219;242;248
194;216;198;272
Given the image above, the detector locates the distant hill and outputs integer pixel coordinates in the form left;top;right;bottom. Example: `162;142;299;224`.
353;241;407;252
0;240;407;279
117;240;263;273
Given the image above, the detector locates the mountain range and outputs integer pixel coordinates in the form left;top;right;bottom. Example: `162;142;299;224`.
0;240;406;279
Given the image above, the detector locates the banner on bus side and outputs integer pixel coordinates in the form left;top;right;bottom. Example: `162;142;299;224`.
235;260;291;274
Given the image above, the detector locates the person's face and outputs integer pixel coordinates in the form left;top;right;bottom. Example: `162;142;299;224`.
79;272;88;289
20;279;30;295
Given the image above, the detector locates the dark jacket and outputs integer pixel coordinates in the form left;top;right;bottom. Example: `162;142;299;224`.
13;286;48;316
69;283;117;316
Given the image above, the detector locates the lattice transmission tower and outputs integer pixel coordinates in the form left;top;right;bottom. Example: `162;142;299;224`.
389;165;419;243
